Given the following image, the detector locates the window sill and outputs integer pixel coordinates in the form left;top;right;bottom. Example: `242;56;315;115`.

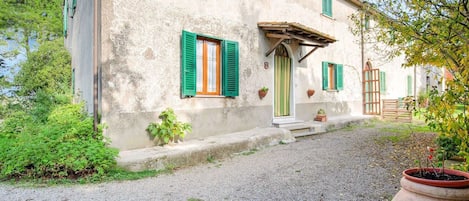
320;13;335;21
325;89;339;92
194;95;226;98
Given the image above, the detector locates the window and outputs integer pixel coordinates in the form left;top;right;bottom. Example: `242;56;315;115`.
407;75;412;96
380;71;386;92
63;0;68;37
364;15;370;30
322;61;343;91
322;0;332;17
181;30;239;97
196;38;220;95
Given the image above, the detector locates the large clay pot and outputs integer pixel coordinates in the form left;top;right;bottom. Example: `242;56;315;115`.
392;168;469;201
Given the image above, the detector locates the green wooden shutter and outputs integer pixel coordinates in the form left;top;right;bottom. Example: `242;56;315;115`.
72;0;77;13
322;0;332;17
407;75;412;96
322;61;329;90
380;71;386;92
63;0;68;37
222;40;239;97
335;64;343;90
181;30;197;97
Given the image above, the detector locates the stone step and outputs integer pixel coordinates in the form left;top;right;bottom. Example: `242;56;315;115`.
272;120;304;128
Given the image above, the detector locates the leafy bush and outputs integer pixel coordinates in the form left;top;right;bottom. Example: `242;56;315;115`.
0;103;118;180
0;111;34;139
146;108;191;145
425;80;469;171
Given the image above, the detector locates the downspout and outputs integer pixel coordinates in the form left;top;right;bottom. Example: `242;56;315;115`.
360;10;365;115
414;65;417;106
93;0;101;134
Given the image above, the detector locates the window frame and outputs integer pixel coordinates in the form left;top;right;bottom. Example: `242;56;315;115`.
322;61;343;91
181;30;239;98
196;37;221;95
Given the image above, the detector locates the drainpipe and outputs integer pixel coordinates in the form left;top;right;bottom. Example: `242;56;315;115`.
414;65;417;106
93;0;101;134
360;10;365;115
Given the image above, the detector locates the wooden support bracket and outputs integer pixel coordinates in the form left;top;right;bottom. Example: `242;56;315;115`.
265;37;286;57
298;47;319;63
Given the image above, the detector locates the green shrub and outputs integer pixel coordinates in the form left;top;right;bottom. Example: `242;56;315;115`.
0;111;34;139
146;108;191;145
0;103;118;180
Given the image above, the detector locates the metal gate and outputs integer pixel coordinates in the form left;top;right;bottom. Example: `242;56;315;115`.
363;69;381;115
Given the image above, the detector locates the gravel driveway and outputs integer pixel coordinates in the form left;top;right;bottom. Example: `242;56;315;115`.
1;122;423;201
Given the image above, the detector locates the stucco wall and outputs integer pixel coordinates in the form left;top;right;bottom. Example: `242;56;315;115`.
92;0;419;150
66;0;94;112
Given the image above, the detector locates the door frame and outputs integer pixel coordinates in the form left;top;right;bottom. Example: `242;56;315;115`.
272;43;295;123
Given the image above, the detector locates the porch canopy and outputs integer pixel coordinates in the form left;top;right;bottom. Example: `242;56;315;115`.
257;22;337;62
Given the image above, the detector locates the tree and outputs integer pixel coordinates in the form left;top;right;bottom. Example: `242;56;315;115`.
0;0;63;53
15;38;71;96
351;0;469;170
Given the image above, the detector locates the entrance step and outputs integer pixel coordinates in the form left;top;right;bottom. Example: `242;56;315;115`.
272;120;304;128
273;121;326;137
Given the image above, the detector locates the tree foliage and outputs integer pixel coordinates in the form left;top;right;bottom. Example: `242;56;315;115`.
0;1;120;181
351;0;469;170
0;0;63;53
15;38;71;96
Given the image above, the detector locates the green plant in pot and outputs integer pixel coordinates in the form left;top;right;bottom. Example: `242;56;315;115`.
146;108;192;145
258;86;268;100
314;108;327;122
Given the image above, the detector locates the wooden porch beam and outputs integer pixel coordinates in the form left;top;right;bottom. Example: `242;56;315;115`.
298;47;319;63
265;33;291;39
265;37;285;57
288;33;330;45
299;42;326;47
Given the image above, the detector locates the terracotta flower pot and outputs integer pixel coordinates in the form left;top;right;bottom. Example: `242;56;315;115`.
392;168;469;201
314;114;327;122
258;90;268;99
307;89;315;98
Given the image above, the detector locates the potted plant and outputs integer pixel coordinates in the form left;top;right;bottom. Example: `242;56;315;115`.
314;108;327;122
258;87;268;99
393;147;469;200
307;89;315;98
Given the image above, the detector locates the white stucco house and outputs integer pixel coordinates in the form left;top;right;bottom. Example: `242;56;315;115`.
64;0;444;150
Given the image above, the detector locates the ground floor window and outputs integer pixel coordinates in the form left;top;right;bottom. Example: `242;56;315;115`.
181;30;239;97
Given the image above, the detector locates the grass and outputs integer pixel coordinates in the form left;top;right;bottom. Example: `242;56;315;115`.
1;166;175;187
207;155;216;163
376;122;432;144
241;148;259;156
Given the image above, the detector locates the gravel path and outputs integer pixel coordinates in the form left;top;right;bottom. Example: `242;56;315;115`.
1;122;431;201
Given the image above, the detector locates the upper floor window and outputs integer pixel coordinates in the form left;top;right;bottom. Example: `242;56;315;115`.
322;0;333;17
322;61;343;91
181;30;239;97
